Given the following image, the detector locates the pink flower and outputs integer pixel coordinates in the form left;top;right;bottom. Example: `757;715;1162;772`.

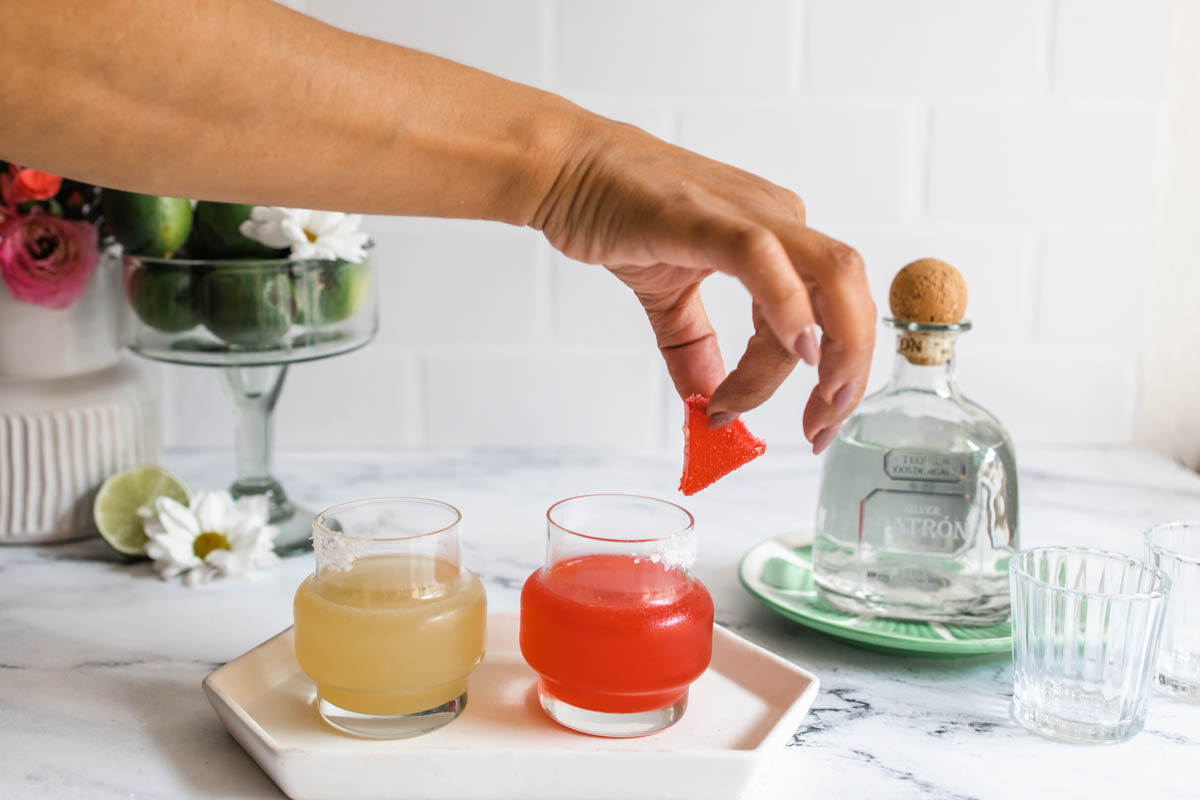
1;165;62;206
0;213;100;309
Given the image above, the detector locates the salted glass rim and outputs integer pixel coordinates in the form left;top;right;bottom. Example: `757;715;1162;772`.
1145;521;1200;567
1012;545;1172;601
546;493;695;544
313;496;462;543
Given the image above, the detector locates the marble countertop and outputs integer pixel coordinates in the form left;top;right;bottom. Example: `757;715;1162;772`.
2;445;1197;799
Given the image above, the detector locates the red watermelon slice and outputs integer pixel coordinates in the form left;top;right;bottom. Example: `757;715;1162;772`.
678;394;767;496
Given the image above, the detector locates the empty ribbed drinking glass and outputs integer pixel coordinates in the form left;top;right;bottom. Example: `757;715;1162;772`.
1010;547;1171;744
1145;522;1200;699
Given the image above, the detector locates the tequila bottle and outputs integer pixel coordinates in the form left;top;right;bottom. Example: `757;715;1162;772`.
813;261;1018;625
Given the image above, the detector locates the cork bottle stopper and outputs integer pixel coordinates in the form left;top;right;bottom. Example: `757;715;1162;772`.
889;258;967;324
889;259;967;366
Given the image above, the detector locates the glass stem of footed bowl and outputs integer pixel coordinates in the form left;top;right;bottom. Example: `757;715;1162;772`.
220;364;294;523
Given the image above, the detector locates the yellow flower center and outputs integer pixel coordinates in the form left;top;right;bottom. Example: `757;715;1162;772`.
304;228;318;243
193;531;230;559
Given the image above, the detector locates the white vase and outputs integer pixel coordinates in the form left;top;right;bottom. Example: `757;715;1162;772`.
0;248;122;381
0;249;162;544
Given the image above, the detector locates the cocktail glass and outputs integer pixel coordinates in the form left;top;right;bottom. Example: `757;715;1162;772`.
293;497;487;738
120;252;376;553
1145;522;1200;699
1010;546;1171;744
520;494;714;737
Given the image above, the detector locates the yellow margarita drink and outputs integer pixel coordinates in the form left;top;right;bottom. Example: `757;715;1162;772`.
293;497;486;738
294;554;486;715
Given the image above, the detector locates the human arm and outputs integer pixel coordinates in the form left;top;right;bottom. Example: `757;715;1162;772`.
0;0;874;448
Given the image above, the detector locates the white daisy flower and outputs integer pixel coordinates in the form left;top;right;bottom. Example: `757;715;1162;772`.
239;206;369;263
143;491;280;586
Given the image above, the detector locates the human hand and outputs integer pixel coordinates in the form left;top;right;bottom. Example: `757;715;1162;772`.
532;117;876;453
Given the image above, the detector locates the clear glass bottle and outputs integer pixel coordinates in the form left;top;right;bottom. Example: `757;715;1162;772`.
813;318;1018;625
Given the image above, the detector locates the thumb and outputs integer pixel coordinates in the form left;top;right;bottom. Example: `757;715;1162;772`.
610;266;727;400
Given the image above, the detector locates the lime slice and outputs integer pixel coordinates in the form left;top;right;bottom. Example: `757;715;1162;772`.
93;466;189;557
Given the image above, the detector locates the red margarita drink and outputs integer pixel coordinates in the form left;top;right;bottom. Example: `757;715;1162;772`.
520;494;714;737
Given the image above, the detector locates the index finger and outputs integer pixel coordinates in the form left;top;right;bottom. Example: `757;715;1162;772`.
707;302;800;420
777;227;876;441
685;214;818;360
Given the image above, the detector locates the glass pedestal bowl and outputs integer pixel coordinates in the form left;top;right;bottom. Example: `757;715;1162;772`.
120;252;377;554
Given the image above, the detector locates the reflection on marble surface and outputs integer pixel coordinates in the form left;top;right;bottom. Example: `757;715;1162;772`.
1;446;1197;799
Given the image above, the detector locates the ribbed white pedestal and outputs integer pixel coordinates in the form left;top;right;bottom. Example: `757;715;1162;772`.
0;360;160;543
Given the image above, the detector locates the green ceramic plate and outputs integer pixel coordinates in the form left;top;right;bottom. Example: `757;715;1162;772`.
739;533;1012;658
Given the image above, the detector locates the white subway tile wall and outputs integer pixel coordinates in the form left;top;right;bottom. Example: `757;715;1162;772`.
558;1;798;94
165;0;1169;451
677;105;917;223
372;219;547;347
807;0;1048;95
928;106;1160;222
1054;0;1172;96
304;0;546;85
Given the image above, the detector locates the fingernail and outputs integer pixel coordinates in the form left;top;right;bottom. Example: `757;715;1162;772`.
812;423;842;455
708;411;739;430
832;382;859;417
794;325;820;366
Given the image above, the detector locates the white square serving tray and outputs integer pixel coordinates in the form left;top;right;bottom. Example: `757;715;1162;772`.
203;612;819;800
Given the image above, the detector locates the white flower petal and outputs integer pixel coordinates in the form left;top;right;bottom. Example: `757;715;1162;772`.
278;217;308;240
291;241;325;260
238;206;367;263
142;515;167;540
232;495;270;524
204;548;240;576
248;205;276;222
191;491;234;533
241;207;309;249
226;517;275;551
304;211;340;234
220;504;250;531
183;566;216;587
146;539;185;576
246;528;281;564
153;496;201;538
238;219;286;249
227;518;279;559
148;529;200;567
317;237;359;262
147;530;200;581
140;485;284;584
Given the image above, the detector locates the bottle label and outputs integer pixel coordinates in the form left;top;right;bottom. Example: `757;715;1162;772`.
883;450;967;483
860;489;974;555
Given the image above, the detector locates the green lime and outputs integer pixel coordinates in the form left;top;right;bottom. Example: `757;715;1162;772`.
93;466;189;557
127;260;202;333
104;191;193;257
199;264;294;348
190;201;287;259
294;259;371;326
